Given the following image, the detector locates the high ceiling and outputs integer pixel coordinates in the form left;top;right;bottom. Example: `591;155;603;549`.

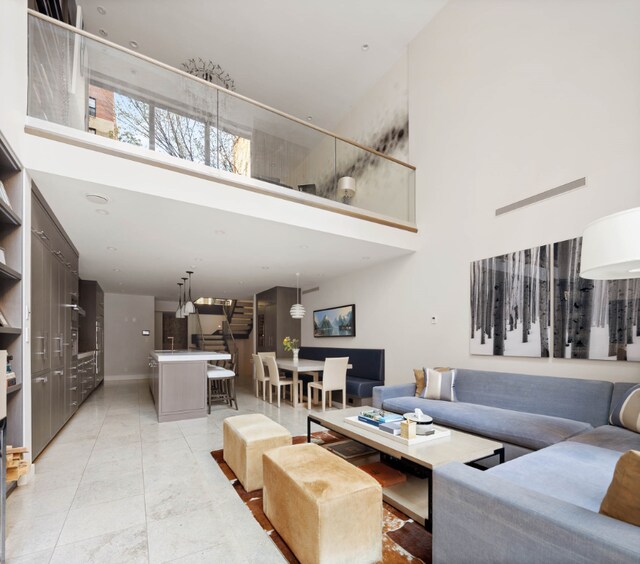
77;0;447;130
33;172;413;300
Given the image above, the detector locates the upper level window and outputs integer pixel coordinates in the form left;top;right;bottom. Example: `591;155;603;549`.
88;97;97;117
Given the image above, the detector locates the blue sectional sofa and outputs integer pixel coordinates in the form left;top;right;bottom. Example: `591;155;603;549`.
372;369;640;563
299;346;384;405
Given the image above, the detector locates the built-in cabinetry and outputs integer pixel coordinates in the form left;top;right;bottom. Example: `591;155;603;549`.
31;187;80;458
79;279;104;385
0;135;25;504
256;287;300;357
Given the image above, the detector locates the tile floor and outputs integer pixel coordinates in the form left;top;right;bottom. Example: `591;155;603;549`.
6;379;316;563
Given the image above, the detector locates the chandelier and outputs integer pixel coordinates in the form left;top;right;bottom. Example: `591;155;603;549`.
182;58;236;91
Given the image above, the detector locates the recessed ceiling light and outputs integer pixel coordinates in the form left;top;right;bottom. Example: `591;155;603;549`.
129;40;139;49
361;44;370;51
214;229;226;235
97;6;106;15
95;209;109;215
362;256;371;260
306;116;313;121
113;268;121;272
85;193;109;205
106;246;118;252
299;245;309;249
98;29;108;37
261;266;270;270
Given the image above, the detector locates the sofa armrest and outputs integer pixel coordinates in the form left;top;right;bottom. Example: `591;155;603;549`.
372;383;416;408
433;463;640;564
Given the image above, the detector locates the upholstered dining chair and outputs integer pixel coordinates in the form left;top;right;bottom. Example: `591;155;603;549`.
252;353;270;401
264;355;302;408
307;357;349;411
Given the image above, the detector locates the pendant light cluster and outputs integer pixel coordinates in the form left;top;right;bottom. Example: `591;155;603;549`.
290;272;306;319
176;270;196;318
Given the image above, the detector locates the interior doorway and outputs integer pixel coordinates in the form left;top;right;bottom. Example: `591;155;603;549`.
162;312;188;350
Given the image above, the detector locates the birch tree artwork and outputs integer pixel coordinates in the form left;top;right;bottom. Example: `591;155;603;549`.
470;246;551;357
553;237;640;361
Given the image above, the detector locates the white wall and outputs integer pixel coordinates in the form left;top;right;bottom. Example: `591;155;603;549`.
104;293;155;379
303;0;640;385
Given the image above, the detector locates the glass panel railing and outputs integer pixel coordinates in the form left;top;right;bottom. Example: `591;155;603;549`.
27;12;416;226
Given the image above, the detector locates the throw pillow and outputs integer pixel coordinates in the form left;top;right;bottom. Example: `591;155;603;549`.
610;384;640;433
420;367;456;401
599;450;640;526
413;368;426;397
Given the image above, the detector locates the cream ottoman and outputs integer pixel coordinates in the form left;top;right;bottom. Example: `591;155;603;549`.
223;414;292;492
263;443;382;564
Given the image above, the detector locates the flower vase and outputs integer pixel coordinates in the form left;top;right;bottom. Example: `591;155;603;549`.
292;349;299;363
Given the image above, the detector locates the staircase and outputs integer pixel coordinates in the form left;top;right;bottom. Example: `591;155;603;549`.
228;300;254;339
193;299;253;352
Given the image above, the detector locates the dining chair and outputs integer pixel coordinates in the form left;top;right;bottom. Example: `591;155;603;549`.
264;355;302;408
252;353;270;401
307;357;348;411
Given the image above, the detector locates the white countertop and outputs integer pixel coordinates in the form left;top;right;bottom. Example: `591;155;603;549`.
151;350;231;362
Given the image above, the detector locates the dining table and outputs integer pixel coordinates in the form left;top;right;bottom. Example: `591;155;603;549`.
267;358;353;407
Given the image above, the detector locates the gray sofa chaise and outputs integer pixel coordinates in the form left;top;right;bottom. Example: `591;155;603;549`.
372;370;640;563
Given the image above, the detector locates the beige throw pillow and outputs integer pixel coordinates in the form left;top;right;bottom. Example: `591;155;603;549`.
599;450;640;527
413;368;426;397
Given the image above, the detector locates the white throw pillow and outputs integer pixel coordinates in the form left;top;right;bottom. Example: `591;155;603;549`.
419;367;456;402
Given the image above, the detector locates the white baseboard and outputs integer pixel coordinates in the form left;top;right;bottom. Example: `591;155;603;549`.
104;373;147;381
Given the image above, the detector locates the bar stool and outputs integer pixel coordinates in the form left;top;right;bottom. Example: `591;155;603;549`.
207;364;238;412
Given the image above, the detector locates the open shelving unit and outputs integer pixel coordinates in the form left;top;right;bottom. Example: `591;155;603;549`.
0;134;24;453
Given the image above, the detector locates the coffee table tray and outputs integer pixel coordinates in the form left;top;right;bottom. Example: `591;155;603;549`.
344;416;451;445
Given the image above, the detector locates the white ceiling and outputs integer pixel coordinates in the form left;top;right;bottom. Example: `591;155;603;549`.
76;0;447;129
34;172;412;300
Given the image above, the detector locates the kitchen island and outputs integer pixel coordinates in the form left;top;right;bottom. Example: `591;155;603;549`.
148;350;231;422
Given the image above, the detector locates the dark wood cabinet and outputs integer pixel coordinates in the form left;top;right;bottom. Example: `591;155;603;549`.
79;279;104;384
31;187;80;458
256;287;301;357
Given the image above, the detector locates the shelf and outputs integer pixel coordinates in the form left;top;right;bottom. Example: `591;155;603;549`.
7;383;21;395
0;263;21;281
0;199;20;227
0;327;21;335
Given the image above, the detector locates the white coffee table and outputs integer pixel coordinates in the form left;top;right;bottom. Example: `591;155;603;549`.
307;406;504;530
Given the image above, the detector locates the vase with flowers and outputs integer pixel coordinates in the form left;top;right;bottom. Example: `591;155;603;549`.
283;336;300;362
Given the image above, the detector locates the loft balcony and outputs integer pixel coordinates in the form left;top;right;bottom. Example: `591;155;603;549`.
26;11;416;231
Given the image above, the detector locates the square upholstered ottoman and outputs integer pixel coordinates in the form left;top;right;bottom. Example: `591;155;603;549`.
263;443;382;564
223;413;292;492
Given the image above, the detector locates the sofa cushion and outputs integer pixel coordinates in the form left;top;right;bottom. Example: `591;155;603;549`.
413;368;426;397
600;450;640;527
382;396;592;451
610;384;640;432
453;369;613;427
421;368;456;401
568;425;640;453
488;442;620;513
346;378;383;398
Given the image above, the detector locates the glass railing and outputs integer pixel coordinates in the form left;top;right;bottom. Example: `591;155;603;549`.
27;11;416;226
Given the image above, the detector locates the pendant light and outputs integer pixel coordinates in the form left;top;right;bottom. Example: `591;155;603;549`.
184;270;196;314
290;272;306;319
175;282;184;319
181;277;188;316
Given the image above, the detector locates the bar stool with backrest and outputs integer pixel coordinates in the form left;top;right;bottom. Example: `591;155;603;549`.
252;353;271;401
264;355;302;408
307;357;349;411
207;359;238;412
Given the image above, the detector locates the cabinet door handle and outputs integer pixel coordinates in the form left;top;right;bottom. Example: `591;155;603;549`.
54;370;63;375
69;386;77;391
35;376;48;383
71;401;78;406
